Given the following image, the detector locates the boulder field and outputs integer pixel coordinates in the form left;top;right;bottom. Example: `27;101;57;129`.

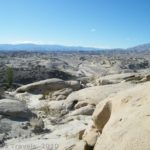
2;77;150;150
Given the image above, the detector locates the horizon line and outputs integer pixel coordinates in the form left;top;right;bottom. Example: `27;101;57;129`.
0;41;149;50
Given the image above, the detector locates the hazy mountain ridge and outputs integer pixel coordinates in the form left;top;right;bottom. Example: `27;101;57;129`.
127;43;150;51
0;44;102;51
0;43;150;52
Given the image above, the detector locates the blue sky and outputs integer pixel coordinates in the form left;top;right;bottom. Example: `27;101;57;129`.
0;0;150;48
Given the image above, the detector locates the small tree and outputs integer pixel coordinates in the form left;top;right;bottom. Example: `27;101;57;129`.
6;66;14;88
0;87;4;99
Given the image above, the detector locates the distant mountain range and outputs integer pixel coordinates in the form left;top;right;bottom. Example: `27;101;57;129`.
127;43;150;51
0;43;150;51
0;44;102;51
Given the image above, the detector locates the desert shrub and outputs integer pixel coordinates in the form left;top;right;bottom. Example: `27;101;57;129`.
0;87;4;99
6;66;14;88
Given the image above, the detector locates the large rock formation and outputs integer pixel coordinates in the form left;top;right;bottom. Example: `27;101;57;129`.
66;82;133;106
77;81;150;150
15;78;81;94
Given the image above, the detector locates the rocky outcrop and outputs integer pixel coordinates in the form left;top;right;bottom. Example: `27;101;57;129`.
94;82;150;150
66;82;133;106
15;78;81;94
76;101;111;147
83;127;99;147
92;101;112;131
76;81;150;150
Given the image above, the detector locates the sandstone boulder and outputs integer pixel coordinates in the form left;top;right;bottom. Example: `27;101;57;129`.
83;128;99;147
92;101;112;131
93;81;150;150
66;83;133;105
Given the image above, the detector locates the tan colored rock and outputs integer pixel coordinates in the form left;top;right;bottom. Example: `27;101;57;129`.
66;82;133;105
83;127;100;146
93;81;150;150
92;101;112;131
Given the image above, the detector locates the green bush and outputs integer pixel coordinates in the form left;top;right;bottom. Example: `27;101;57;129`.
0;87;4;99
6;66;14;88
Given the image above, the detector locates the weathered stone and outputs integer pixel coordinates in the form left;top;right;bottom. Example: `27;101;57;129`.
83;127;99;146
92;101;112;131
0;99;34;119
15;78;81;94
